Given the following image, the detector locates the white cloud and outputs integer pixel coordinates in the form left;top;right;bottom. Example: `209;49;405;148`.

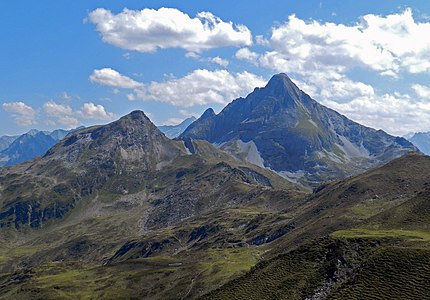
235;48;259;61
43;101;73;116
132;69;265;107
126;93;136;101
294;73;375;102
179;109;196;117
43;101;79;128
43;101;115;128
89;68;142;89
88;7;252;53
412;84;430;98
2;101;37;126
238;9;430;76
185;52;200;59
62;92;72;100
210;56;229;67
321;92;430;136
163;118;183;126
78;102;116;120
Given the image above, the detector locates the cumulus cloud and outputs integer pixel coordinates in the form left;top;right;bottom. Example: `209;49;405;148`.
88;7;252;53
210;56;229;67
89;68;142;89
43;101;79;128
235;48;260;61
2;101;37;126
321;91;430;136
412;84;430;98
78;102;116;120
238;9;430;76
43;101;115;128
132;69;265;107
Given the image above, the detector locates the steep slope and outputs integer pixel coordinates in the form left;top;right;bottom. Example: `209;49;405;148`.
0;110;305;299
408;131;430;155
0;110;425;299
0;110;299;230
0;111;182;229
159;116;196;138
181;73;417;184
202;153;430;299
0;128;72;166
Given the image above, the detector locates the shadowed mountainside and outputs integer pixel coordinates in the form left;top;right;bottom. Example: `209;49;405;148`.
181;73;417;185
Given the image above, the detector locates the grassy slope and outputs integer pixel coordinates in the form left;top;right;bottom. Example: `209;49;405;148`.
201;154;430;299
0;139;307;299
1;153;429;299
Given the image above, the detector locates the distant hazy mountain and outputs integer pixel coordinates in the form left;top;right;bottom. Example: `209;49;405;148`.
0;135;19;151
0;128;76;166
407;132;430;155
181;73;417;184
158;116;196;138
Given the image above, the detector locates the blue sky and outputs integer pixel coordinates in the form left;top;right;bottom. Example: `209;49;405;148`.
1;1;430;136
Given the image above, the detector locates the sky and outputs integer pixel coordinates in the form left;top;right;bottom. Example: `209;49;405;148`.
1;1;430;136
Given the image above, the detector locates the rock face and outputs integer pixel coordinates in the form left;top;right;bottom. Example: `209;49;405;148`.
44;110;180;171
181;73;417;184
158;116;196;138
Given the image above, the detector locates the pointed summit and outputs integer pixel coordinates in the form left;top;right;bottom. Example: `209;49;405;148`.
200;108;216;119
127;110;150;120
264;73;302;102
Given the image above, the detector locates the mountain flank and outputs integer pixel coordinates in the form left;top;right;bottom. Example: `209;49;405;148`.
181;73;417;185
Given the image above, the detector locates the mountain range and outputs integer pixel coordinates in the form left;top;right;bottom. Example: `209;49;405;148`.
0;128;75;166
0;73;428;299
181;73;416;185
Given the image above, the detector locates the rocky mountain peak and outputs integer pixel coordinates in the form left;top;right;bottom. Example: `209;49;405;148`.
200;108;216;119
181;74;417;184
260;73;304;108
44;110;180;170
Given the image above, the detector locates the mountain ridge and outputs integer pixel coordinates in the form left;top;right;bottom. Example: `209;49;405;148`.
181;73;417;184
0;128;79;166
